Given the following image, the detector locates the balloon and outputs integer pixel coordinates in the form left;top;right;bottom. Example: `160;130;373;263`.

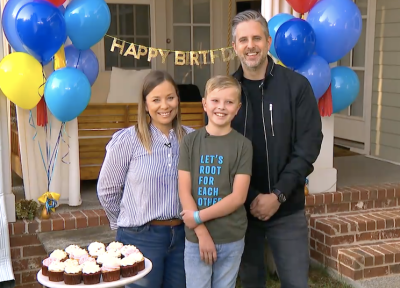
0;53;43;110
44;67;91;122
274;19;316;69
330;67;360;113
64;45;99;86
45;0;66;6
58;5;65;15
15;0;67;64
295;55;331;100
65;0;111;50
1;0;32;53
268;13;295;59
286;0;318;14
306;0;362;63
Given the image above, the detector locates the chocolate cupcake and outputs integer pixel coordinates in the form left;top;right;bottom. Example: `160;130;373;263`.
128;251;145;272
82;262;101;285
48;261;66;282
101;258;121;282
64;263;82;285
120;256;137;278
42;257;59;277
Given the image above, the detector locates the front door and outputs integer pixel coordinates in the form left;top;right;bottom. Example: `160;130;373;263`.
334;0;375;154
166;0;212;96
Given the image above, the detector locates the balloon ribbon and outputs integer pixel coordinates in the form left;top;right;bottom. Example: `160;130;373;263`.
318;84;333;117
38;192;60;213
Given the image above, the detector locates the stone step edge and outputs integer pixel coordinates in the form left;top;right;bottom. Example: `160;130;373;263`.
329;240;400;281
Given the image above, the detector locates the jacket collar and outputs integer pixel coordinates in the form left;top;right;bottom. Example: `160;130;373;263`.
233;54;275;84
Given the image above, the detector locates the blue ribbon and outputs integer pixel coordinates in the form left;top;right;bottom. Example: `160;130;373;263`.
45;198;58;213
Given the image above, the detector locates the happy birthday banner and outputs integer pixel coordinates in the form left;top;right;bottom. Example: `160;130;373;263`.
108;35;237;66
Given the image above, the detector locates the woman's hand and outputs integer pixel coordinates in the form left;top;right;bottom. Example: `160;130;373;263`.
180;210;198;229
198;232;217;265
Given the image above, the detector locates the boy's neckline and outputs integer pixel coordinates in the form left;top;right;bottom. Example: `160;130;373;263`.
204;126;233;137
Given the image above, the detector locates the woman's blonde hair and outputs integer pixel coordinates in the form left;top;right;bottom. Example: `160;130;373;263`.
136;70;187;153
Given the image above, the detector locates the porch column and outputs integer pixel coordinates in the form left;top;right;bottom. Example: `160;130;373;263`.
0;18;16;222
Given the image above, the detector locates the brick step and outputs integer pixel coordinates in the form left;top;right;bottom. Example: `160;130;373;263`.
309;207;400;281
305;182;400;216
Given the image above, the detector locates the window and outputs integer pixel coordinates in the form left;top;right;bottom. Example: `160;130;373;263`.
104;3;151;70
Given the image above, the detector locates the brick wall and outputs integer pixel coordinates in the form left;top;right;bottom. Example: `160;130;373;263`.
8;209;109;288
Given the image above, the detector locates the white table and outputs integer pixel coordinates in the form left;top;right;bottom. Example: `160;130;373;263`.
37;258;152;288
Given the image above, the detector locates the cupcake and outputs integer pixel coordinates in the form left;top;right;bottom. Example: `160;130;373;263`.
79;254;96;266
128;251;145;272
42;257;59;277
64;259;79;266
65;245;80;256
101;257;121;282
106;241;123;252
49;249;68;262
120;256;137;278
69;248;88;262
87;242;106;259
120;245;138;258
64;263;82;285
48;261;66;282
82;262;101;285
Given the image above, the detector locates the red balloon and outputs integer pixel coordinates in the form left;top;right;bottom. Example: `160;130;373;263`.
286;0;318;14
44;0;66;7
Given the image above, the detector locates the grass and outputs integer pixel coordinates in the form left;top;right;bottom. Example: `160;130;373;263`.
235;265;353;288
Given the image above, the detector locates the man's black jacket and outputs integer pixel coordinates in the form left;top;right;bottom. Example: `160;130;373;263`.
231;55;323;221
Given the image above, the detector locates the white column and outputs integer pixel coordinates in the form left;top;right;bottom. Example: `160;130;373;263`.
307;116;337;193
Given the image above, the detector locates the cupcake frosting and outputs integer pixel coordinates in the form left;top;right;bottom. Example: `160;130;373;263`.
97;253;119;265
127;252;144;263
43;257;59;267
49;249;67;261
64;259;79;266
48;261;66;272
78;255;96;265
65;245;80;254
64;264;82;274
120;245;138;257
88;242;105;257
107;241;123;252
69;248;88;259
82;262;101;274
101;258;120;272
120;257;135;267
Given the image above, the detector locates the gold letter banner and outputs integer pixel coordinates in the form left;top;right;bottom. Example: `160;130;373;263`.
106;35;236;66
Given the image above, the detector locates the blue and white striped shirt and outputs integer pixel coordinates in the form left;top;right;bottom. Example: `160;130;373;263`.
97;124;194;230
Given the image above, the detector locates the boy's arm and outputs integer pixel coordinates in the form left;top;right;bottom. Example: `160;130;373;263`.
199;139;253;223
178;135;210;237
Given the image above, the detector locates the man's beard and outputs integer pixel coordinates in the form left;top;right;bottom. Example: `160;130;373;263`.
239;51;268;71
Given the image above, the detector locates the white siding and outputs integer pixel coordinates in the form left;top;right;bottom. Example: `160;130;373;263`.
371;0;400;163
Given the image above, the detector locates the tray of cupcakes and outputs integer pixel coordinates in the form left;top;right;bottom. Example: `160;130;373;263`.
37;241;152;287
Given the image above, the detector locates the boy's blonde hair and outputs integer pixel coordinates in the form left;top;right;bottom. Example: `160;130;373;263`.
204;75;241;101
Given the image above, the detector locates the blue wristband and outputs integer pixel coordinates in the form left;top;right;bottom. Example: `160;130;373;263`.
193;211;202;224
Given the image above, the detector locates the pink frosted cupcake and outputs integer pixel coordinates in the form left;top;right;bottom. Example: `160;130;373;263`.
42;257;59;276
79;254;96;266
106;241;123;253
49;249;68;262
69;248;88;262
101;257;121;282
120;245;139;258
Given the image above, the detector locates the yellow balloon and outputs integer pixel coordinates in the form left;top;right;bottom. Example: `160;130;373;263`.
0;52;43;110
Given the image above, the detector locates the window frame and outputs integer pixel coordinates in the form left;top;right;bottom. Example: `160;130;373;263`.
98;0;156;71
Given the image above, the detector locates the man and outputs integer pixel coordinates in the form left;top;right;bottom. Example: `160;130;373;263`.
230;10;323;288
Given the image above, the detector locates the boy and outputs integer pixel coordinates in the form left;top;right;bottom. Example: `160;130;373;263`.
178;75;253;288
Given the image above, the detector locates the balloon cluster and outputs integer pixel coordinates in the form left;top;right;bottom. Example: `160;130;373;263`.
0;0;110;122
270;0;363;115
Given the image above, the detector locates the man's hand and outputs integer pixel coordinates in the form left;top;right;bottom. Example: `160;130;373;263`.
198;232;217;265
250;193;280;221
180;210;198;229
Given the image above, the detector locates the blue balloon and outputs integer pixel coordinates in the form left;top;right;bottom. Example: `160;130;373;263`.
274;19;316;70
15;0;66;64
64;45;99;86
65;0;111;50
295;55;331;100
2;0;32;53
306;0;362;63
58;5;65;15
44;67;92;122
268;13;295;59
331;67;360;113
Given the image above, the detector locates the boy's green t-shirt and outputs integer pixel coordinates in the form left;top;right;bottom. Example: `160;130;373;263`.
178;127;253;244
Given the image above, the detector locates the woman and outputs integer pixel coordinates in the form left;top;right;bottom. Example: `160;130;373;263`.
97;70;194;288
